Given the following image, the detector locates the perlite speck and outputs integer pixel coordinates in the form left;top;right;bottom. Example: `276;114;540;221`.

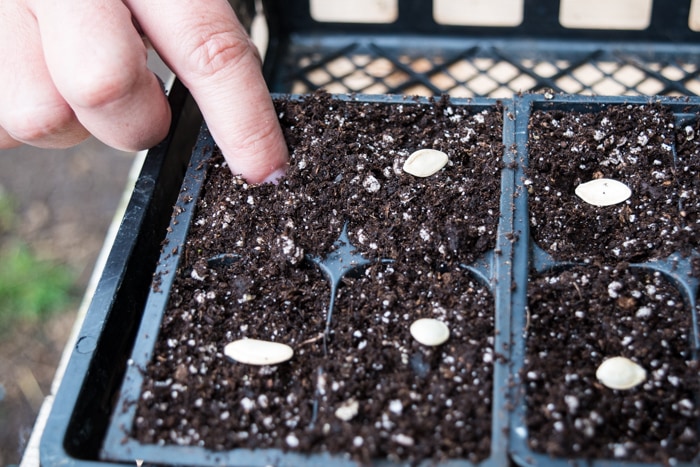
335;398;359;421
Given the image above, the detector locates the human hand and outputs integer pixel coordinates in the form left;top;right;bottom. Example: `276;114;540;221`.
0;0;288;184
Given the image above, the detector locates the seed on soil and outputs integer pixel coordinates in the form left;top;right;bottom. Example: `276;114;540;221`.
409;318;450;346
223;339;294;366
595;356;647;390
574;178;632;207
403;149;449;177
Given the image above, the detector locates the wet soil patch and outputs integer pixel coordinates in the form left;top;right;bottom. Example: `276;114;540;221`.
132;93;504;464
524;264;699;463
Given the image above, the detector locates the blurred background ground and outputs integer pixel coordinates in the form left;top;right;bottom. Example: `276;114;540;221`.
0;140;135;465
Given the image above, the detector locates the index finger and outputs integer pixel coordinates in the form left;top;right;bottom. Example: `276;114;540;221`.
126;0;289;183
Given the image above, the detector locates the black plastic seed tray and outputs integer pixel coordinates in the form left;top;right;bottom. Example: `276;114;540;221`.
39;0;700;465
98;93;515;466
38;79;206;467
508;94;700;466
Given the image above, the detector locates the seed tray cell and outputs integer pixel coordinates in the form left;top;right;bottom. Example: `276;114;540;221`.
508;94;700;466
99;94;515;466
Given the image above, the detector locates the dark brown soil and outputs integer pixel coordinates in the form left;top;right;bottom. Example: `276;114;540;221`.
675;114;700;276
311;261;494;463
526;104;689;262
524;264;699;463
523;104;700;463
132;92;504;464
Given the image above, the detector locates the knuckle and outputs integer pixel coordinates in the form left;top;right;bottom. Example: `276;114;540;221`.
181;25;258;80
5;103;75;143
66;65;142;110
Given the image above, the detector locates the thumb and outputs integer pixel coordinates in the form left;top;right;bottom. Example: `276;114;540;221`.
126;0;288;183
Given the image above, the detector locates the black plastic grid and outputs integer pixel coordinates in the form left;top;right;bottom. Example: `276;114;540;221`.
262;0;700;97
267;39;700;97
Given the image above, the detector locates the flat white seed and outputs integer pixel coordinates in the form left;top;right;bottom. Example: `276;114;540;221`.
410;318;450;346
575;178;631;207
596;356;646;390
224;339;293;366
403;149;449;177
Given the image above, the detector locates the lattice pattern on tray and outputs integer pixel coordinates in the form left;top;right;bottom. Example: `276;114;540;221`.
279;42;700;97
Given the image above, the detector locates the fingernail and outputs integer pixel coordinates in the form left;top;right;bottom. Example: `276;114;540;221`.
262;167;287;185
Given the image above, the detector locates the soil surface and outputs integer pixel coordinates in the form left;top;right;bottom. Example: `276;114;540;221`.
0;139;134;465
524;104;700;463
674;113;700;275
526;103;691;262
525;264;699;463
132;92;504;464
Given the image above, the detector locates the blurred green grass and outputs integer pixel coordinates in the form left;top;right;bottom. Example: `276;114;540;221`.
0;192;75;332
